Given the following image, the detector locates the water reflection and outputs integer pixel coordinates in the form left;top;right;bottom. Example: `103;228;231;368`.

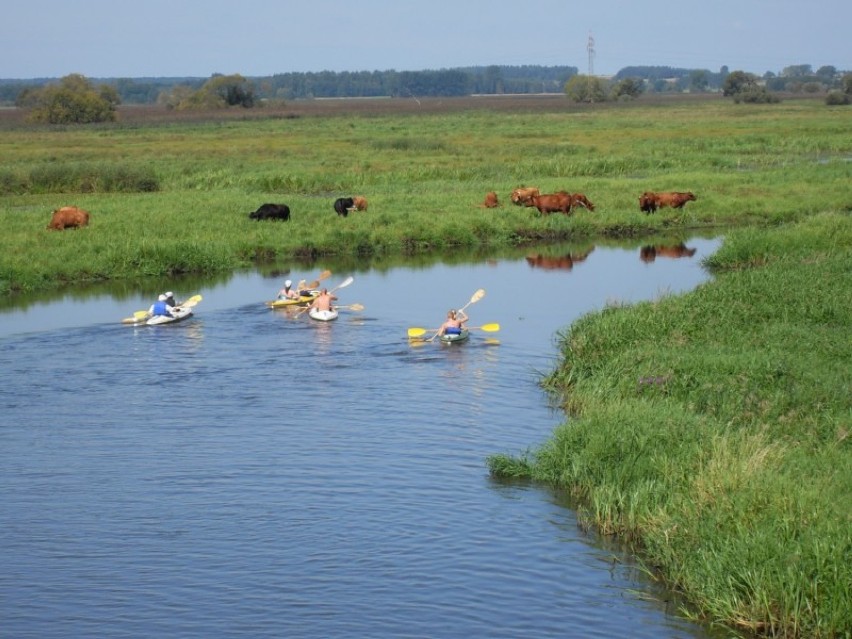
640;242;698;263
525;247;595;271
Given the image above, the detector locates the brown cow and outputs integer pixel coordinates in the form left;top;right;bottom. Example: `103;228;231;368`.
530;192;573;215
47;206;90;230
639;191;696;213
510;187;540;206
640;243;697;263
570;193;595;212
353;196;368;211
481;192;499;208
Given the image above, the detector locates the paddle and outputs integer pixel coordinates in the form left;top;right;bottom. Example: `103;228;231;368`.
408;323;499;339
337;303;364;311
424;288;486;341
295;276;354;316
303;269;332;290
176;294;202;309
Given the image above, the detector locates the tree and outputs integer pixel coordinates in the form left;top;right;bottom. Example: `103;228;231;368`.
564;75;607;103
22;73;119;123
610;77;643;100
722;70;758;96
689;70;709;92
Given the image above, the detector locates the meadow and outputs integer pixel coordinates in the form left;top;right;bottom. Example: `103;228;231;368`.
2;96;851;637
0;95;849;295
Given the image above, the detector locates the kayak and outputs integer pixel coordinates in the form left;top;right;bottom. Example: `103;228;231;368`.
439;329;469;344
309;308;338;322
266;291;320;308
146;306;194;326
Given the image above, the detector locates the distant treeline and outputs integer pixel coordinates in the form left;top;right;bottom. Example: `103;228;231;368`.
0;63;847;105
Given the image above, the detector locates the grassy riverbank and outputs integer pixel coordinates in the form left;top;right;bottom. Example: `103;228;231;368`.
488;212;851;637
1;96;850;295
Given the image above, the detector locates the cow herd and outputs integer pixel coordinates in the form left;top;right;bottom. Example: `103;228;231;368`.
44;187;696;233
483;187;696;215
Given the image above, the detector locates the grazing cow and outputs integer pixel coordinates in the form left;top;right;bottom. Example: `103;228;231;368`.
334;197;355;217
481;192;499;208
639;191;696;213
352;196;368;211
47;205;90;230
570;193;596;212
249;203;290;221
529;192;573;215
640;243;697;263
510;187;540;206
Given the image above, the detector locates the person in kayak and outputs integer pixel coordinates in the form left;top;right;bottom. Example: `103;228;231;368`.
278;280;300;300
439;308;468;336
164;291;180;307
149;294;175;318
308;288;337;312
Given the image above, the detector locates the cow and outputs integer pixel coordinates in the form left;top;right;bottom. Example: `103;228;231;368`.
352;196;368;211
640;243;697;263
639;191;696;213
249;203;290;221
529;191;573;215
510;187;540;206
334;197;355;217
570;193;595;212
481;192;499;208
47;205;90;230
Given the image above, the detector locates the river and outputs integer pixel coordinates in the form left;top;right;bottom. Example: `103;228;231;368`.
0;235;730;638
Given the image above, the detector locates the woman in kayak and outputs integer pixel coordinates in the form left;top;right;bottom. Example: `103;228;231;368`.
278;280;300;300
439;308;468;336
148;294;175;318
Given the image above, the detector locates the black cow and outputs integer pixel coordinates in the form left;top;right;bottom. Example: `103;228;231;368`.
249;203;290;221
334;197;355;217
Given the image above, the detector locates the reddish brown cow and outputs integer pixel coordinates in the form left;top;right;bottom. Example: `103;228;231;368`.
47;206;90;230
353;196;368;211
640;243;697;263
570;193;596;211
481;192;499;208
530;192;573;215
639;191;696;213
510;187;540;206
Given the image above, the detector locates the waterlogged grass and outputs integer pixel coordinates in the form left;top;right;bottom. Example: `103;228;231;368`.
488;212;851;637
1;97;850;295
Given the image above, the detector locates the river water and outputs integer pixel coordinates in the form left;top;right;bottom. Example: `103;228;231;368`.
1;236;729;638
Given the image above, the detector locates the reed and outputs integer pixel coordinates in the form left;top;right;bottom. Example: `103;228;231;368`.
488;212;851;637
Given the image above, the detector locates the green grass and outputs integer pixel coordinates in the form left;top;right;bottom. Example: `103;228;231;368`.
488;212;851;638
1;97;850;295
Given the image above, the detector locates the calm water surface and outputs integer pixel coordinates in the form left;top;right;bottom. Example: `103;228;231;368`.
1;237;729;638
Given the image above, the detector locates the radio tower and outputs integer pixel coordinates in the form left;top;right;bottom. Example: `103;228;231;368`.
587;32;595;77
587;32;596;102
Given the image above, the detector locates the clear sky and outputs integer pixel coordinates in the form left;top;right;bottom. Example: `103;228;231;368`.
3;0;849;79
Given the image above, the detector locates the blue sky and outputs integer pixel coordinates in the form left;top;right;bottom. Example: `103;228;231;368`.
3;0;849;79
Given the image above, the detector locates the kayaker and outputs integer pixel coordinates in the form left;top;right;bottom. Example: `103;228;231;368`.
308;288;337;312
439;308;468;336
278;280;299;300
148;294;175;318
164;291;180;307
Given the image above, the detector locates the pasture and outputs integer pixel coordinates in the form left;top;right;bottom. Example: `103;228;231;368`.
0;95;850;295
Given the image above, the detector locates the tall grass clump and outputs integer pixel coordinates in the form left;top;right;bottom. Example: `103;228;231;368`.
489;212;851;637
22;161;160;194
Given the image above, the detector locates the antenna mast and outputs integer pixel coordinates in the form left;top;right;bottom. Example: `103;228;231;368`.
587;32;595;77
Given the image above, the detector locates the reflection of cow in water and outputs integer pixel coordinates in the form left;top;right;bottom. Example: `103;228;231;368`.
525;248;594;271
640;243;697;263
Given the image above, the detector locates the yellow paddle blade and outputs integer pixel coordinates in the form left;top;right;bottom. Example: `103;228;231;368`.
343;304;364;311
316;269;332;281
305;280;320;289
479;323;500;332
407;327;430;338
181;294;202;308
469;288;485;304
134;310;150;319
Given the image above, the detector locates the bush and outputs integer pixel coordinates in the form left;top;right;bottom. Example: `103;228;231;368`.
825;91;850;106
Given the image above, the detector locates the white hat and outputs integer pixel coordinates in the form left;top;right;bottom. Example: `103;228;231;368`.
285;280;292;288
158;294;167;301
165;291;174;298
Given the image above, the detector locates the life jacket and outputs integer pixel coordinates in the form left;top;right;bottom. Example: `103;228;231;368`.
152;300;171;316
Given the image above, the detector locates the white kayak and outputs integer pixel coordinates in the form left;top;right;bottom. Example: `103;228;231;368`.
308;308;338;322
146;306;194;325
